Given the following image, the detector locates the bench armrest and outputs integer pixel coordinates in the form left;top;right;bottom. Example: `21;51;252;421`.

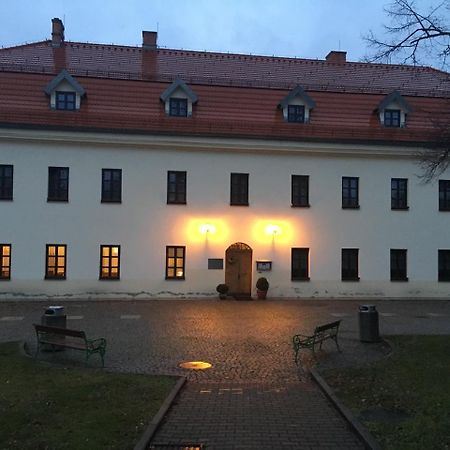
86;338;107;349
292;334;314;346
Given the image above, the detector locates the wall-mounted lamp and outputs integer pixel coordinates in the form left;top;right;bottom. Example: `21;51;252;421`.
265;224;281;236
199;223;216;235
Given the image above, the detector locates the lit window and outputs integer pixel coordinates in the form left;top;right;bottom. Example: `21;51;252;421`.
391;178;408;210
169;98;188;117
287;105;305;123
0;244;11;280
45;244;66;279
342;177;359;209
291;175;309;207
166;246;185;280
102;169;122;203
230;173;249;206
48;167;69;202
439;180;450;211
167;171;187;204
56;91;76;110
100;245;120;280
342;249;359;281
291;248;309;281
0;165;13;200
384;109;401;127
391;249;408;281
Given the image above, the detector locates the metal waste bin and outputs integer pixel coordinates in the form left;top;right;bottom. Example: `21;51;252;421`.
41;305;66;328
41;306;66;351
358;305;380;342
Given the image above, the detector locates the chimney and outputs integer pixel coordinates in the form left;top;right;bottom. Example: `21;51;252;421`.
142;31;157;50
52;18;65;48
325;51;347;64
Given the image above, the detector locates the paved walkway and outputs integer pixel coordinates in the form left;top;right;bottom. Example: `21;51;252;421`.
1;298;449;449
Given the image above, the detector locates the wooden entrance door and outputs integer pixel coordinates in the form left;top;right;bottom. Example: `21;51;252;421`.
225;242;252;298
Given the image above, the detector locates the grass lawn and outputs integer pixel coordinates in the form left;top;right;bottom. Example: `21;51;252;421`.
322;335;450;450
0;341;178;450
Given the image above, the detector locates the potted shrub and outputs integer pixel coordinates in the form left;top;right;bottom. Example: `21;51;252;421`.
216;283;229;300
256;277;269;299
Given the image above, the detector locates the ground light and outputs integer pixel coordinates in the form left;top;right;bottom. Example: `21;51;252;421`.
179;361;213;370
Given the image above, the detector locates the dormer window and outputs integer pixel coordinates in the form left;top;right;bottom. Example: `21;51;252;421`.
56;91;76;111
160;79;198;118
278;85;315;124
377;91;411;128
44;69;86;111
288;105;305;123
384;109;401;127
169;98;188;117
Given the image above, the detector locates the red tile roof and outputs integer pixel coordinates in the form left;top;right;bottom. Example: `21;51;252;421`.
1;40;449;144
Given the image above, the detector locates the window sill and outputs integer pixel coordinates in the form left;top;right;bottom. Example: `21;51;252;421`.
47;199;69;203
439;208;450;212
0;278;11;281
230;203;249;206
165;277;185;281
99;277;121;281
291;204;310;208
167;201;187;205
0;198;13;201
391;278;409;282
391;207;409;211
342;277;360;282
45;276;66;281
291;277;310;282
342;206;360;210
438;279;450;282
101;200;122;204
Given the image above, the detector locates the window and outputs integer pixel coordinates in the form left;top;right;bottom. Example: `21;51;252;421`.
342;249;359;281
438;250;450;281
439;180;450;211
291;248;309;281
391;178;408;210
384;109;401;127
169;98;188;117
287;105;305;123
230;173;249;206
102;169;122;203
391;249;408;281
48;167;69;202
100;245;120;280
342;177;359;208
167;171;187;204
56;91;76;110
166;246;185;280
0;244;11;280
291;175;309;207
0;165;13;200
45;244;66;279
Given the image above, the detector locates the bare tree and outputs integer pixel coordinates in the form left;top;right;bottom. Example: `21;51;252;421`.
365;1;450;181
365;0;450;67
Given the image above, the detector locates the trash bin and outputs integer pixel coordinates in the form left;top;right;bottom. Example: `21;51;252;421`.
358;305;380;343
41;306;66;328
41;306;66;351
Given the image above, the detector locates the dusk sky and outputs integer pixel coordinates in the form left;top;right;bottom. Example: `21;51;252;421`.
0;0;442;65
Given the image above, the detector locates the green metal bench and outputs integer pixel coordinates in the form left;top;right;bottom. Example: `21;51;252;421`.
292;320;341;364
34;324;106;367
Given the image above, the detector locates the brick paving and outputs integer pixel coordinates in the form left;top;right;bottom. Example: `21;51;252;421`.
1;298;449;449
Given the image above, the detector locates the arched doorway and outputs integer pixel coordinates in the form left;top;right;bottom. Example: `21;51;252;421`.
225;242;252;298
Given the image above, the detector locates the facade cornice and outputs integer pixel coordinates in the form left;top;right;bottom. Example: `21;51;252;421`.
0;127;424;158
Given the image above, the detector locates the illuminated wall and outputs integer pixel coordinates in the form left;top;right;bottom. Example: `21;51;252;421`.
0;129;449;299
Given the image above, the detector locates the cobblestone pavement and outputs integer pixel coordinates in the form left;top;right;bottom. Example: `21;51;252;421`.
1;298;449;449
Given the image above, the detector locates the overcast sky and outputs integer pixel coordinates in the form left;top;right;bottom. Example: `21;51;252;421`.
0;0;441;64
